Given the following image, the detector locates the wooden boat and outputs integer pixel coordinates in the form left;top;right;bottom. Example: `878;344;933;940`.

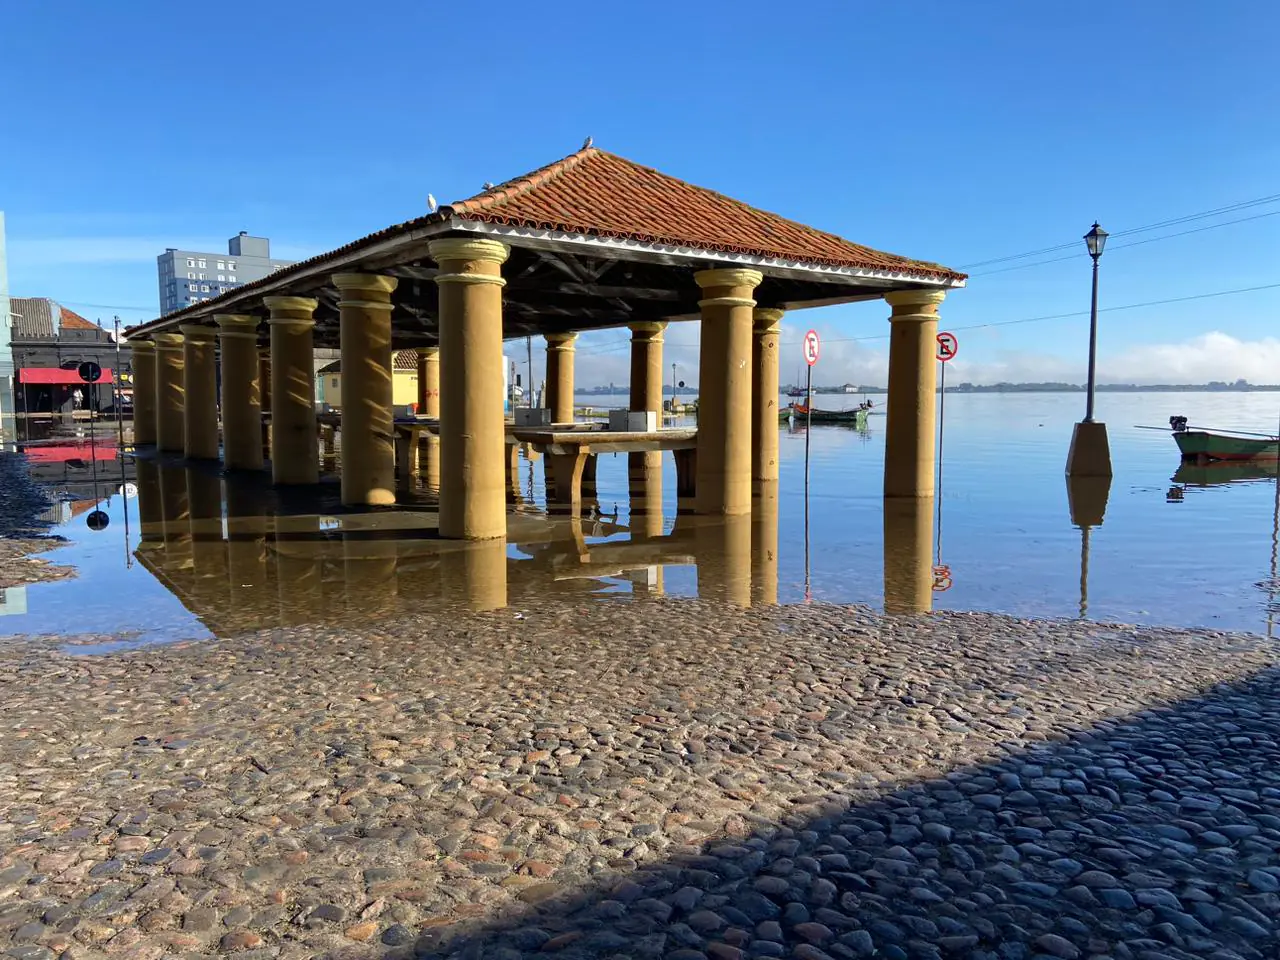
1168;415;1280;462
781;402;869;428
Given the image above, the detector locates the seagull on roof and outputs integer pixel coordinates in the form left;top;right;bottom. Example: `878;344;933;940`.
483;181;495;190
583;136;593;149
427;193;437;212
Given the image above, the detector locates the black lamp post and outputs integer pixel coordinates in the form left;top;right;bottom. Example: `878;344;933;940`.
1082;222;1108;422
1066;222;1113;477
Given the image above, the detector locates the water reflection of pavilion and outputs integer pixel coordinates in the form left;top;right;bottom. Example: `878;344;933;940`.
135;458;806;635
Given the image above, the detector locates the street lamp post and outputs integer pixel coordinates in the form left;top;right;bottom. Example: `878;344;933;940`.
1066;222;1113;477
1082;222;1107;422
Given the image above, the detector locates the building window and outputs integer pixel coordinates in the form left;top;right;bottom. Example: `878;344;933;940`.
197;259;206;268
187;272;195;279
228;274;236;282
217;274;225;281
201;284;209;292
187;258;195;267
216;261;225;270
227;262;236;271
198;273;206;280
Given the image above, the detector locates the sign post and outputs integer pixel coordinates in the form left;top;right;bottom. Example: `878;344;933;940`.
802;330;820;602
934;332;958;592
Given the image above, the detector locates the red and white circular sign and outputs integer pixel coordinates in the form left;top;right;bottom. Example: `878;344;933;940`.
803;329;821;367
936;331;958;362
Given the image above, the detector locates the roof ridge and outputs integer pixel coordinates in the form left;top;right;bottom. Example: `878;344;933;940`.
448;147;598;215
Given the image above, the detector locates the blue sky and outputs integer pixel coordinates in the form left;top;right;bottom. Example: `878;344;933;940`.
3;0;1278;385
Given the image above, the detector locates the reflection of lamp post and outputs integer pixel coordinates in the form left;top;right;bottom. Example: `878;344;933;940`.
1066;223;1113;477
1066;474;1112;619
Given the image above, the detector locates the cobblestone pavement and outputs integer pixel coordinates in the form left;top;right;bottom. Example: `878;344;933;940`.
1;601;1279;960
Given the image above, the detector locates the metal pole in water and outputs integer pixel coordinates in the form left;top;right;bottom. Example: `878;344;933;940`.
936;357;946;567
526;336;533;408
804;363;812;601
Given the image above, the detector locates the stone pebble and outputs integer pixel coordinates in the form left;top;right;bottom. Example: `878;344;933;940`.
0;598;1279;960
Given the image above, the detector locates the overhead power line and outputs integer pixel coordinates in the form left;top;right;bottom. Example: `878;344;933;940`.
780;280;1280;347
969;208;1280;277
957;192;1280;271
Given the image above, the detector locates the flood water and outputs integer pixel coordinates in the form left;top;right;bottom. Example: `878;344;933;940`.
5;390;1280;647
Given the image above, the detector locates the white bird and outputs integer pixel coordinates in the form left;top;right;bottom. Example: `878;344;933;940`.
583;136;593;149
427;193;437;212
483;181;495;190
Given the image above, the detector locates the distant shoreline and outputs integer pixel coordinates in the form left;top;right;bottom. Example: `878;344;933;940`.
577;384;1280;396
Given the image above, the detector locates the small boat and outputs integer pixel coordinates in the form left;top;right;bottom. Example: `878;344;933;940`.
786;386;806;398
1168;415;1280;462
782;402;869;428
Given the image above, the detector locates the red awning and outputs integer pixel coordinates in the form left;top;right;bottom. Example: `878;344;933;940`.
18;367;114;385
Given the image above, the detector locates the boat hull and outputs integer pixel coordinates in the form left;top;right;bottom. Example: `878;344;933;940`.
781;404;869;428
1173;430;1280;462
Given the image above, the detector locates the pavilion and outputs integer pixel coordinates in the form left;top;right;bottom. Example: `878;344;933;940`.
124;145;966;540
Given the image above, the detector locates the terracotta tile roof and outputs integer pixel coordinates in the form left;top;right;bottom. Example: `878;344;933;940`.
319;351;419;375
127;146;962;336
59;308;99;331
448;148;964;282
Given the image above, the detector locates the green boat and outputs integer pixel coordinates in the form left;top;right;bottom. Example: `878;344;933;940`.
780;402;870;428
1169;415;1280;462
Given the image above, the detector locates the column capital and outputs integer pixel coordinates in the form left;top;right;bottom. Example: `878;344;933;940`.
428;237;510;266
545;332;578;348
129;339;156;352
628;321;667;341
178;323;217;341
885;288;947;312
753;308;785;334
416;346;440;358
694;268;764;291
154;332;185;350
215;314;260;339
264;296;319;327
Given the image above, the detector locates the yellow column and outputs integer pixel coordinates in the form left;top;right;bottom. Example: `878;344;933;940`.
752;308;784;490
258;347;272;459
884;289;946;498
628;321;667;532
545;333;578;423
180;325;219;460
131;340;158;446
215;315;263;471
628;321;666;415
154;332;186;453
417;347;441;490
332;274;398;506
694;268;762;516
883;496;934;614
429;237;510;540
416;347;439;416
264;297;319;485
